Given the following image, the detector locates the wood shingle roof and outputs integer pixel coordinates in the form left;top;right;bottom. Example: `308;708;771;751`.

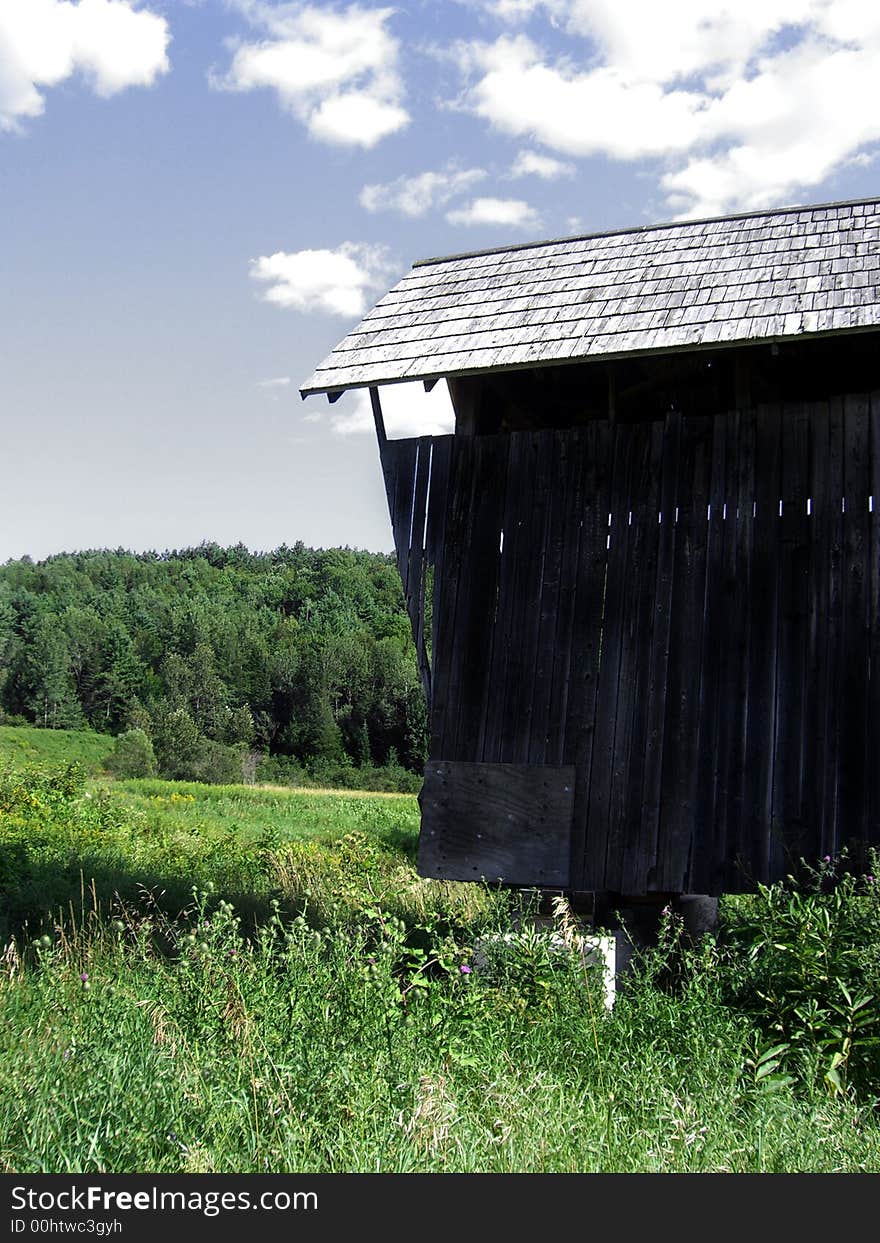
300;197;880;397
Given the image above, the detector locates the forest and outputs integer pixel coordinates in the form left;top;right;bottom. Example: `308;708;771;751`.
0;543;425;790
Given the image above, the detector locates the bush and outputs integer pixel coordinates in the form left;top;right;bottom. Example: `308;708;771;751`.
106;729;157;779
307;758;422;794
255;753;422;794
347;764;422;795
717;855;880;1097
180;739;246;786
254;753;307;787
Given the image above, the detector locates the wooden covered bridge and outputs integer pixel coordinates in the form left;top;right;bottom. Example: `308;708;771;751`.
302;196;880;904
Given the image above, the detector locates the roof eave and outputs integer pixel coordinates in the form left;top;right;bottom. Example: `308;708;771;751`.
299;321;880;400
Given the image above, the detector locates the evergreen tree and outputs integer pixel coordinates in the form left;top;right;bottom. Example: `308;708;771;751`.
0;545;426;780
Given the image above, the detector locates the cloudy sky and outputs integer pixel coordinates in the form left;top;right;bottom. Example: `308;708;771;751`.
2;0;879;562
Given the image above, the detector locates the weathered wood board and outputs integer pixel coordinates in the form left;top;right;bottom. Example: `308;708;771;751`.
381;391;880;895
418;761;575;886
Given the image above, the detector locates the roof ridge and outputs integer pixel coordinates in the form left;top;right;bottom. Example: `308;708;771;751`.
412;194;880;269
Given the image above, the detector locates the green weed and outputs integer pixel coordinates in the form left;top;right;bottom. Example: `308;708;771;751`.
2;763;880;1172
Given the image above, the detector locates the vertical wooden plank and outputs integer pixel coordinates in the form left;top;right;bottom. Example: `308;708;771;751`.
867;392;880;850
692;410;731;895
497;432;543;765
804;401;830;862
772;403;811;874
616;417;665;894
544;427;587;767
403;438;433;706
511;431;555;765
485;431;522;765
819;396;844;861
487;431;536;765
568;418;614;891
424;436;453;572
655;412;713;893
839;392;870;846
581;420;633;891
742;403;782;886
377;432;399;520
453;435;509;764
382;438;419;596
529;431;572;766
721;407;757;892
804;401;831;868
634;409;682;893
428;436;471;760
423;434;453;676
379;436;432;704
440;434;481;763
601;420;651;893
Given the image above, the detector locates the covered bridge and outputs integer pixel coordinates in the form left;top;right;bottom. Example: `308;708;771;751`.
302;196;880;902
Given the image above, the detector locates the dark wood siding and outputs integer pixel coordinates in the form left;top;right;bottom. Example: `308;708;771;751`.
382;393;880;894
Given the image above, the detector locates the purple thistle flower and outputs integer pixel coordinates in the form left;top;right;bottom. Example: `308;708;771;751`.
460;964;472;975
823;855;832;863
80;972;88;983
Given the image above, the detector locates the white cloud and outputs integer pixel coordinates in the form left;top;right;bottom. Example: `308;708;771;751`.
665;34;880;216
0;0;170;132
360;164;487;217
509;148;574;179
453;1;880;216
308;90;407;148
330;382;456;438
250;242;395;317
446;195;542;229
215;2;408;147
460;0;557;19
461;33;706;162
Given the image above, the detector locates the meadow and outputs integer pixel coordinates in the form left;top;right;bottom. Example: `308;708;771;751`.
2;726;880;1173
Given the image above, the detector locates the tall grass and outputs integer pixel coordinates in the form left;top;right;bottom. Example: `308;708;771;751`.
2;762;880;1172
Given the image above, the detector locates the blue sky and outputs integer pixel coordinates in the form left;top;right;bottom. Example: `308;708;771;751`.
2;0;879;563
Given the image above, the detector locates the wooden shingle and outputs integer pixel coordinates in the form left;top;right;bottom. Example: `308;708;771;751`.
301;197;880;397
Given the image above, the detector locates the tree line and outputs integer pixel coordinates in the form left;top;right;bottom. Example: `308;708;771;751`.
0;543;426;789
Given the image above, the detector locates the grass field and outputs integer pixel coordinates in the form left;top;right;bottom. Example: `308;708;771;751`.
2;734;880;1172
0;724;115;774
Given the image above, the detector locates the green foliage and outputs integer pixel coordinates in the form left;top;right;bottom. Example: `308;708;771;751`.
146;706;245;785
0;544;426;784
252;752;307;787
105;729;157;779
717;858;880;1097
2;875;879;1172
184;739;247;786
0;762;430;939
4;760;880;1172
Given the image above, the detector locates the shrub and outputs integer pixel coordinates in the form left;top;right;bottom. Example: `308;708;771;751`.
255;752;422;794
717;855;880;1097
254;753;307;787
182;739;246;786
106;729;158;779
